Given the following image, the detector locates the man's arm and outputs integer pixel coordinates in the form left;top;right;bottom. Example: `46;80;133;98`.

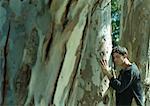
100;59;134;93
109;70;134;93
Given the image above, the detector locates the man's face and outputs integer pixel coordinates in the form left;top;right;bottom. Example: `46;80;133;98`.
113;52;125;66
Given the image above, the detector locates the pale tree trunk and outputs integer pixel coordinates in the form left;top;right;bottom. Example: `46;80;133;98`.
120;0;150;105
0;0;113;106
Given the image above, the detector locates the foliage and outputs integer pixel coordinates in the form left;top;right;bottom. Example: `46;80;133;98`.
111;0;121;46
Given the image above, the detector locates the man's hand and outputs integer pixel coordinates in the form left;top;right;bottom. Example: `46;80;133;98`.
100;59;110;71
100;59;113;79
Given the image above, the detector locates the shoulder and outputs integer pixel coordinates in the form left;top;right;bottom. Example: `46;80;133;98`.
130;63;141;77
131;63;140;72
123;63;139;76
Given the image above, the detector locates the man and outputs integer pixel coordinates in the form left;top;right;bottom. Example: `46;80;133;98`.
100;46;144;106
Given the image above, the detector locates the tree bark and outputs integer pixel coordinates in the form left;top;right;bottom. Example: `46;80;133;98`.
0;0;113;105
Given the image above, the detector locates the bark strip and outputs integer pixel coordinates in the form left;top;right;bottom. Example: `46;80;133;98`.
2;22;10;105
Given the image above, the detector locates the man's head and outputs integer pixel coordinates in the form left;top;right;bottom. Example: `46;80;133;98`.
112;46;128;66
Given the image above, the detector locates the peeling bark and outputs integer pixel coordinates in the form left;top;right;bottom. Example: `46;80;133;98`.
0;0;112;105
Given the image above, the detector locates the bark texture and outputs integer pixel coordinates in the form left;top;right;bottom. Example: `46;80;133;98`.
0;0;113;106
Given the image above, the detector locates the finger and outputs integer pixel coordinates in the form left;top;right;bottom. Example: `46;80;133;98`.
104;59;107;65
100;60;104;65
100;60;105;68
101;60;105;67
101;59;106;65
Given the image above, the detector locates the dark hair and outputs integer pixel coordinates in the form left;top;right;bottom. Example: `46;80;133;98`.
112;46;128;56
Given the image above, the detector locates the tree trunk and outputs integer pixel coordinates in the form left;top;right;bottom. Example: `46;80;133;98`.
120;0;150;105
0;0;113;105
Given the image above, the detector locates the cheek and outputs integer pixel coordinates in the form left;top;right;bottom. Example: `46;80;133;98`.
116;58;122;63
113;58;117;62
114;59;119;63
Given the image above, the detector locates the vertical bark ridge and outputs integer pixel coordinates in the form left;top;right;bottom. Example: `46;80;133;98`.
2;22;10;106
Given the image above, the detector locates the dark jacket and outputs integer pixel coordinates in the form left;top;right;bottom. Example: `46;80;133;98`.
109;63;144;106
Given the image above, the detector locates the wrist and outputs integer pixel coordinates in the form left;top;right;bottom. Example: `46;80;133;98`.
105;67;111;71
105;68;113;79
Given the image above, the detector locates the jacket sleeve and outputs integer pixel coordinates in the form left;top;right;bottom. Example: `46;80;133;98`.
109;70;134;93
